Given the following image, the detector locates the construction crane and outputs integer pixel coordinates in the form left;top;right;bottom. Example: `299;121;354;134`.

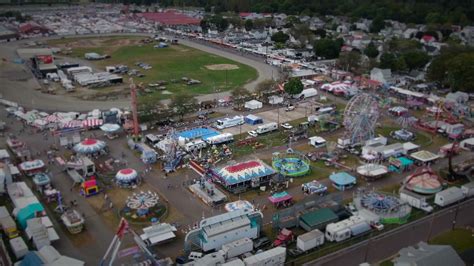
129;78;140;139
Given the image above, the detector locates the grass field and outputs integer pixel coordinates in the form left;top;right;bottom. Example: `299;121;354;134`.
49;37;258;98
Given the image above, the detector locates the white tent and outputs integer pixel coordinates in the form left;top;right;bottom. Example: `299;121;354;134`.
244;100;263;110
268;95;284;105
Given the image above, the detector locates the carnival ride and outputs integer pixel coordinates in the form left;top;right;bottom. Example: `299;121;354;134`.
159;130;185;173
272;149;311;178
125;191;159;217
415;100;459;134
354;189;411;224
403;167;443;194
343;93;380;145
101;218;159;266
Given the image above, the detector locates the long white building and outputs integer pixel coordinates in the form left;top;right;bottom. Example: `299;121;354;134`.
185;209;263;252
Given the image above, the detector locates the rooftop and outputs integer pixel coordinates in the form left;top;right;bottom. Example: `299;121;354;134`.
299;208;338;227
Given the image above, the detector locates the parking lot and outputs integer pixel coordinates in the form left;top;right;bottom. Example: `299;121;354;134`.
222;100;317;135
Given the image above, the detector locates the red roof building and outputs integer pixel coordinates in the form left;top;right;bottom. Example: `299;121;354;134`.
19;22;50;35
421;35;435;43
141;11;200;25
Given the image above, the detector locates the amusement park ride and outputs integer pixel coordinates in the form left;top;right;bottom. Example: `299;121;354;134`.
342;93;380;146
129;78;141;141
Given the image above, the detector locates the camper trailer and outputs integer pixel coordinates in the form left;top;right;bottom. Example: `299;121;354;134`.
294;88;318;99
215;116;244;129
205;133;234;145
256;122;278;134
184;140;207;152
325;216;370;242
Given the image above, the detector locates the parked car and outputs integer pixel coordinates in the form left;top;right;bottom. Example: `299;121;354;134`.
248;130;258;137
280;123;293;130
285;105;296;112
370;221;384;231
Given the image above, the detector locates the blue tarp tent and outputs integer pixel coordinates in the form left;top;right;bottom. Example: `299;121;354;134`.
19;251;43;266
245;114;263;125
17;203;44;229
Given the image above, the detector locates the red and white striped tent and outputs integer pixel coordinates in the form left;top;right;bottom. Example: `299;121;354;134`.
82;119;103;128
45;114;61;123
62;120;83;129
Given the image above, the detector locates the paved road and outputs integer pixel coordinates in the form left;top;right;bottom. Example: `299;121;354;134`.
0;33;280;112
303;198;474;266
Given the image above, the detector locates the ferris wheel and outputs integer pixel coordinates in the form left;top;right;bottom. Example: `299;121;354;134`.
343;93;380;145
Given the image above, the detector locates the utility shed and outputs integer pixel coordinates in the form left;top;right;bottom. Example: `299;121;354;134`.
299;208;338;231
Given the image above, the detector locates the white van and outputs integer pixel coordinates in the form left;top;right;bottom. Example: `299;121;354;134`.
256;122;278;134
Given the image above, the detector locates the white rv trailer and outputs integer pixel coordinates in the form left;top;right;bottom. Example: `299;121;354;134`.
215;116;244;129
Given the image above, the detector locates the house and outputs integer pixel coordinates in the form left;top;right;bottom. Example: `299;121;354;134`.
420;35;435;44
403;28;418;39
460;26;474;45
370;68;394;84
393;241;464;266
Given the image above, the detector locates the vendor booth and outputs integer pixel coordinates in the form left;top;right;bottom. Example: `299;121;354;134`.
329;172;356;191
301;180;327;195
244;100;263;110
268;191;293;208
244;114;263;125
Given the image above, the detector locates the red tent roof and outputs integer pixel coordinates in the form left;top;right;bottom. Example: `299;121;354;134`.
141;11;200;25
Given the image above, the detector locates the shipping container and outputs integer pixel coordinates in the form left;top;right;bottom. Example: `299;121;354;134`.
297;229;324;252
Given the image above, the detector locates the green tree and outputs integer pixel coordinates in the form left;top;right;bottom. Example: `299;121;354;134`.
271;31;289;43
428;46;474;92
284;78;304;96
402;50;430;70
446;54;474;92
169;93;198;120
380;53;396;70
370;15;385;33
231;87;251;109
255;79;277;94
394;56;408;72
364;42;379;58
337;51;362;73
244;19;253;31
314;38;342;59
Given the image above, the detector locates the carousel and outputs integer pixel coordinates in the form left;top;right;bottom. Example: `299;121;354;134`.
100;124;121;139
126;191;159;217
115;168;139;188
73;138;106;155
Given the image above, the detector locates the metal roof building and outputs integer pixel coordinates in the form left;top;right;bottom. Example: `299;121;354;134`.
299;208;338;231
185;209;263;252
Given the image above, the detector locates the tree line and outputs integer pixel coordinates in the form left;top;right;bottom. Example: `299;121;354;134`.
132;0;473;26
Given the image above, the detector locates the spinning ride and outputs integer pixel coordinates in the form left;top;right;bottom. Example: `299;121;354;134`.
355;190;411;224
272;149;310;177
126;191;159;217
